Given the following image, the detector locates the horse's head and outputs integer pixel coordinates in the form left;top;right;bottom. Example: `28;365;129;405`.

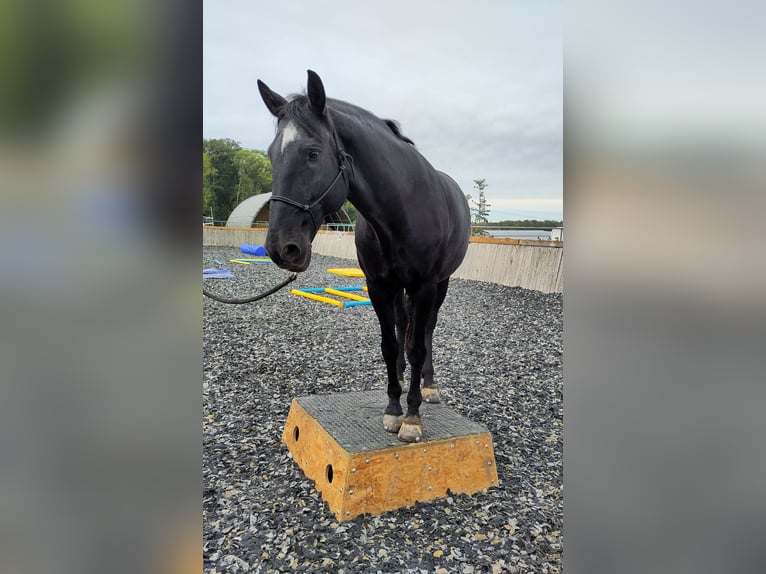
257;70;350;272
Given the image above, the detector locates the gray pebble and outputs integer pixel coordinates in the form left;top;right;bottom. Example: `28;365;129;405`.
204;247;562;574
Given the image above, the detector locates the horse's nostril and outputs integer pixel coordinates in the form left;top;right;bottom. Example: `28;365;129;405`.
281;243;301;261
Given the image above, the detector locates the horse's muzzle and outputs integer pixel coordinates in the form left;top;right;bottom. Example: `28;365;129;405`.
267;239;311;272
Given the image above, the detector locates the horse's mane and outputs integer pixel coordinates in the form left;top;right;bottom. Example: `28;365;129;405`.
382;119;415;146
281;94;415;146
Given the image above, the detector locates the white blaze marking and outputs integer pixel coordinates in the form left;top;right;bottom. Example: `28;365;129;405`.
280;121;300;153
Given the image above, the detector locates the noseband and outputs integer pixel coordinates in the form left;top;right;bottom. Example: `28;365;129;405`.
269;126;353;233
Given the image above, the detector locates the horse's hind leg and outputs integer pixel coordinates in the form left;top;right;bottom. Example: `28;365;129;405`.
421;278;449;404
367;283;404;433
398;283;438;443
394;289;407;385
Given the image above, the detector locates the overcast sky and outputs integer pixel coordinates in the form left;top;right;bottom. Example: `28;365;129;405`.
204;0;562;221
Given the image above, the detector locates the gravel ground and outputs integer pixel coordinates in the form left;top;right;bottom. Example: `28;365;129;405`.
203;246;563;574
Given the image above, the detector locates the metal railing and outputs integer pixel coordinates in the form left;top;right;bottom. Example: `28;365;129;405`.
470;226;562;240
202;220;354;232
203;220;562;241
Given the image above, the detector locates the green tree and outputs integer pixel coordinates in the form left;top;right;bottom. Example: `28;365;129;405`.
465;178;492;236
203;138;241;223
202;151;217;222
202;139;274;224
234;148;272;205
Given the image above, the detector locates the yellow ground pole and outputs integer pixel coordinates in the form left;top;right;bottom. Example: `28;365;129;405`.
327;268;365;277
291;289;345;307
324;288;370;302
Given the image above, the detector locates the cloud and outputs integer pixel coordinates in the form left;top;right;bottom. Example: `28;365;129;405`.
204;0;563;219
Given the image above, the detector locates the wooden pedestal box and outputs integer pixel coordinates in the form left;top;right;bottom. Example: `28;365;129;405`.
282;390;499;521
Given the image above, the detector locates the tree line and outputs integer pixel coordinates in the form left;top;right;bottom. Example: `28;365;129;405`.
485;219;563;228
202;144;562;229
203;138;273;223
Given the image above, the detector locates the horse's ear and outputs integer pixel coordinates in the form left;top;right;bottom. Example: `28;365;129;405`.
257;79;287;117
306;70;326;115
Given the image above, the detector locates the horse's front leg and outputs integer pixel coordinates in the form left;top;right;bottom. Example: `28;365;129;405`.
398;284;438;443
367;283;404;433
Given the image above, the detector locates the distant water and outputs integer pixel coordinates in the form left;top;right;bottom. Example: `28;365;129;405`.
484;229;553;240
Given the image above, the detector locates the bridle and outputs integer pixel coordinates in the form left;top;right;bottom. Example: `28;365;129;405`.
269;123;353;233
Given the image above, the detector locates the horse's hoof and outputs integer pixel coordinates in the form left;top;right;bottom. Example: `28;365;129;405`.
383;414;404;433
397;422;423;443
421;386;441;404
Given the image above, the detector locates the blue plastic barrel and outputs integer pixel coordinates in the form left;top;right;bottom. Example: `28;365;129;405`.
240;244;268;256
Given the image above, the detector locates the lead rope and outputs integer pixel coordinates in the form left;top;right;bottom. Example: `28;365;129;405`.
203;272;298;304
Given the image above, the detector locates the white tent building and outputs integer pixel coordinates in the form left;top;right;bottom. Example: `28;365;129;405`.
226;193;353;230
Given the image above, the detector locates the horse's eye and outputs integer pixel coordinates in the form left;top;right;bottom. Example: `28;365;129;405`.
307;149;321;161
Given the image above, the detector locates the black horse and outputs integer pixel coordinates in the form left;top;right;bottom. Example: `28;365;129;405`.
258;70;470;443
